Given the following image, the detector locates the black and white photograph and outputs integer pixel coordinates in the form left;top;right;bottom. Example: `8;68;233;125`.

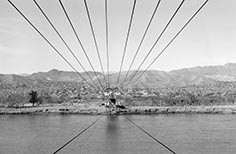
0;0;236;153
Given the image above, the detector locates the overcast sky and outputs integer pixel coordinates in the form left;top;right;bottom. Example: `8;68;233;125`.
0;0;236;74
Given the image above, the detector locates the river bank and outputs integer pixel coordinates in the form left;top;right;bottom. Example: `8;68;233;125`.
1;103;236;115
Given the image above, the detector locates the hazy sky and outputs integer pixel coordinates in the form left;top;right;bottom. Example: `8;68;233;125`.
0;0;236;74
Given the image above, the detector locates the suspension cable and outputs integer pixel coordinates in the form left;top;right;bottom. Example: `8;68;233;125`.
122;0;161;84
58;0;104;89
53;115;102;154
126;117;177;154
84;0;107;87
8;0;94;88
127;0;185;85
32;0;101;90
116;0;137;85
131;0;209;86
105;0;109;87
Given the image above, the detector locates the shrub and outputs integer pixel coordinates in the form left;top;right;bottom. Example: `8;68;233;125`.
6;94;28;108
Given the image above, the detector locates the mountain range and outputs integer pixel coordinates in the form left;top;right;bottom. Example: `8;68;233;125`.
1;63;236;88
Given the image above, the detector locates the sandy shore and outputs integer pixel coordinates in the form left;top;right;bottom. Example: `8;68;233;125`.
1;103;236;115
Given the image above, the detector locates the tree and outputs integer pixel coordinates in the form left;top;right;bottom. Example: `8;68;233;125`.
29;91;39;106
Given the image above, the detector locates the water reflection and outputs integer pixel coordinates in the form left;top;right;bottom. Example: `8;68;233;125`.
105;115;120;154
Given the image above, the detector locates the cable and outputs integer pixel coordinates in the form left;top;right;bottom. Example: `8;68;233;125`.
58;0;104;89
8;0;93;88
117;0;137;85
105;0;109;87
84;0;107;87
122;0;161;84
131;0;209;86
126;117;177;154
128;0;185;85
53;115;102;154
32;0;101;90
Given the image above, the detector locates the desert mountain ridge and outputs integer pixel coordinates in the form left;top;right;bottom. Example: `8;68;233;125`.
1;63;236;88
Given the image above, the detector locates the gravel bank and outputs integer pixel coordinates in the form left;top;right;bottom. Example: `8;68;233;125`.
1;104;236;115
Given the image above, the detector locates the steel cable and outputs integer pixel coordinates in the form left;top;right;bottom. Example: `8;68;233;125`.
117;0;137;85
105;0;109;87
84;0;107;87
58;0;104;89
53;115;102;154
127;0;185;85
8;0;94;88
122;0;161;84
131;0;209;85
126;117;177;154
32;0;101;90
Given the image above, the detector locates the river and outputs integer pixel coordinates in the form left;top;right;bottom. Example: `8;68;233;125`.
0;114;235;154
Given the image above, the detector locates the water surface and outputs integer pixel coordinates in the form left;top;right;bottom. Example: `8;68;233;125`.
0;114;235;154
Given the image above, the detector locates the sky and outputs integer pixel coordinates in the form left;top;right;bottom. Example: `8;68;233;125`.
0;0;236;74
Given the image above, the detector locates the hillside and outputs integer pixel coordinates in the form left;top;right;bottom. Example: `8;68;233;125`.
0;63;236;88
30;69;103;83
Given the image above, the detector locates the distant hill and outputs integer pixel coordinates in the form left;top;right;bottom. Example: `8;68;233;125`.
1;63;236;88
0;74;37;86
30;69;103;83
170;63;236;82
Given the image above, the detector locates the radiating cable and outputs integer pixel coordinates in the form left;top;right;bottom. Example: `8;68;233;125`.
58;0;104;89
131;0;209;86
122;0;161;84
116;0;137;85
33;0;101;90
84;0;106;87
127;0;185;85
8;0;93;88
126;117;177;154
53;115;102;154
105;0;109;87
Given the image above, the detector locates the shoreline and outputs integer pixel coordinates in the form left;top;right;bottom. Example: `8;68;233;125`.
1;104;236;115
